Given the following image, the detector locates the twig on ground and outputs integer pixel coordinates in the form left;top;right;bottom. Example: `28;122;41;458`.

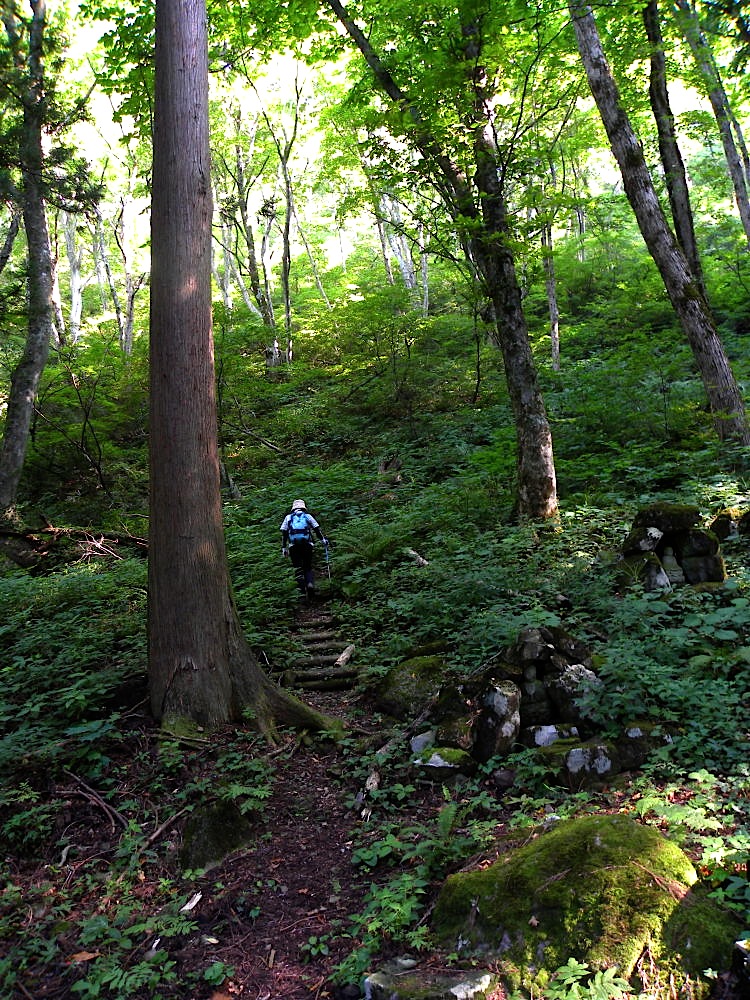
64;771;129;831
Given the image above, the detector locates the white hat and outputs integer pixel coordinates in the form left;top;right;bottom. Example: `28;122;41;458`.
291;499;306;511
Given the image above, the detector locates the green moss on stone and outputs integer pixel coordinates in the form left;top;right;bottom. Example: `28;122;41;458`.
414;745;477;780
160;715;210;741
632;503;701;532
419;746;471;766
179;798;254;871
432;814;741;995
373;655;446;719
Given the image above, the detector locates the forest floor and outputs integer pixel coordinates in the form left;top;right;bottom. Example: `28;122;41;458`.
6;599;747;1000
12;684;466;1000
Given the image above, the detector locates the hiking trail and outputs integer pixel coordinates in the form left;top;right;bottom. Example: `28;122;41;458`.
277;598;358;691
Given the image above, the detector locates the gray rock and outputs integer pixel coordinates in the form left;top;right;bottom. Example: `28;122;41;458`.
472;680;521;762
363;964;499;1000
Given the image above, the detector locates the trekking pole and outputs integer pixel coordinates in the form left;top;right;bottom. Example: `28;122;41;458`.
323;540;331;581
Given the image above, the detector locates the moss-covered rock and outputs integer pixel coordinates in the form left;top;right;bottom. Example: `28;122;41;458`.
363;963;499;999
709;510;740;540
616;552;670;591
432;814;741;996
179;799;254;871
681;553;726;584
412;746;477;781
620;508;726;590
631;503;702;533
533;726;674;787
372;655;446;720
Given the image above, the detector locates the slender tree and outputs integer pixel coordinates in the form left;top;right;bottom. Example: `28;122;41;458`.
569;0;749;444
644;0;705;295
148;0;337;734
0;0;57;513
322;0;558;520
671;0;750;248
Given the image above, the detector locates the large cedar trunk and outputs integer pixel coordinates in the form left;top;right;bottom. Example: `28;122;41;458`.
0;0;55;513
570;0;749;444
148;0;337;737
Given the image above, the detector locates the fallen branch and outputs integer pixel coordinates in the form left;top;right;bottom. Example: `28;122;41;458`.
238;425;285;454
334;643;356;667
145;807;191;847
405;547;429;566
64;771;129;832
352;697;437;816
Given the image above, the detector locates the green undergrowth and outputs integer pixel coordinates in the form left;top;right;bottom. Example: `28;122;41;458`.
3;303;750;995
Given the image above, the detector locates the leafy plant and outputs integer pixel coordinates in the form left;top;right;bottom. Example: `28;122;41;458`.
300;934;331;961
509;958;636;999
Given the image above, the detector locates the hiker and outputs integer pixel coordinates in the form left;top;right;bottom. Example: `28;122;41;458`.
280;499;328;598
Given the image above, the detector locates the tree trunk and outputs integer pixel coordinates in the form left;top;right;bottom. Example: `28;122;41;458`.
644;0;705;293
672;0;750;247
418;220;429;317
323;0;558;520
149;0;338;738
226;116;276;327
541;221;561;371
570;0;749;444
92;209;122;326
0;208;21;275
63;212;84;343
292;202;331;308
472;135;558;517
0;0;56;514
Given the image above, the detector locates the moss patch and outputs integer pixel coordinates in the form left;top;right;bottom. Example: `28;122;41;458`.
179;799;254;871
372;655;446;719
432;814;741;995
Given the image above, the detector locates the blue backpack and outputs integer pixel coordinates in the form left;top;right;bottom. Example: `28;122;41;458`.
288;510;312;545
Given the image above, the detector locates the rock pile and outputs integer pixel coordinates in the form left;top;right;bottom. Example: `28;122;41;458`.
620;502;726;589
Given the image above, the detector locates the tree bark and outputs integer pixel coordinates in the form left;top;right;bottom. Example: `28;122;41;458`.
644;0;705;293
0;0;56;514
149;0;339;737
570;0;749;444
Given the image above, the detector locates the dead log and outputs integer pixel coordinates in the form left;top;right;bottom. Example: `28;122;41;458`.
334;644;356;667
300;653;344;666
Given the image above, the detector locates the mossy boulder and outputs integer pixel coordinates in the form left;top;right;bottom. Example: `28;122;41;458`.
709;510;739;540
432;814;741;996
412;746;477;782
616;552;670;591
179;799;254;871
372;655;446;719
631;503;702;533
534;726;674;787
620;507;726;590
363;963;500;999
